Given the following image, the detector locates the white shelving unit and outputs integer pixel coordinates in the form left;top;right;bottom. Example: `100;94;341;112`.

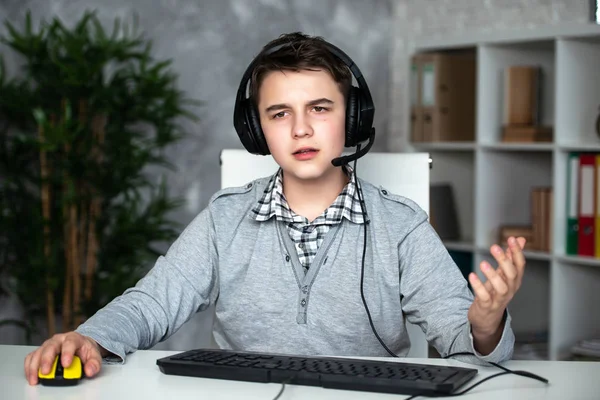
407;23;600;361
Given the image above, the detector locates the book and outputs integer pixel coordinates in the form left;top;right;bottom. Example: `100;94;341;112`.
430;184;460;240
503;66;542;126
498;225;535;250
501;126;553;143
571;338;600;359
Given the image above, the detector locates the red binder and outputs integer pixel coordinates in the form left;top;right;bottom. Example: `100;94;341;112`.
578;153;596;256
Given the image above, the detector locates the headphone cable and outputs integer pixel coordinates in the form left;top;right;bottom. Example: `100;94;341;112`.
269;151;548;400
351;152;549;399
404;352;548;399
353;149;399;358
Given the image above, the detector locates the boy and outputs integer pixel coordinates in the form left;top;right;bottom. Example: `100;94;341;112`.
24;32;527;385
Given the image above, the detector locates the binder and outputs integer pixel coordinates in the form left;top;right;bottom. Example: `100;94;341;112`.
411;51;476;143
503;66;542;126
566;153;579;255
578;153;595;257
596;154;600;258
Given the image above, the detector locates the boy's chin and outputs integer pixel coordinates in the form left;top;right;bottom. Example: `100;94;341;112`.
284;164;340;182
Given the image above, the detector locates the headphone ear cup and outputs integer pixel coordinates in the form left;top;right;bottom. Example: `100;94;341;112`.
345;87;360;147
245;100;270;155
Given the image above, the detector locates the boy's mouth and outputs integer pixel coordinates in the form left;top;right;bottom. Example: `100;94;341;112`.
293;147;318;155
293;147;319;160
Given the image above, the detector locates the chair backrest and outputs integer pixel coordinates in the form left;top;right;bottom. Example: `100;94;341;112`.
219;149;431;358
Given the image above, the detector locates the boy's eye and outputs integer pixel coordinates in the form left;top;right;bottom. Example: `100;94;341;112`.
273;111;286;119
313;106;328;112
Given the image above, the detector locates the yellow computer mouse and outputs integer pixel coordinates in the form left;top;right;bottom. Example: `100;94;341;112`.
38;354;83;386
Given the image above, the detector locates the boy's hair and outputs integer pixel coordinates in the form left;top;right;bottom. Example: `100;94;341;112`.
250;32;352;104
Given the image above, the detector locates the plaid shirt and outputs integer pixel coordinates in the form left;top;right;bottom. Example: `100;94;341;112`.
251;167;366;272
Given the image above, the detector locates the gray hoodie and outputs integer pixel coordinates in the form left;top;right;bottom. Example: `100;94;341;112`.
76;176;514;365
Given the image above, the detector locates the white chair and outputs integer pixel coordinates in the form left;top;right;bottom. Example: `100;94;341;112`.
219;149;431;358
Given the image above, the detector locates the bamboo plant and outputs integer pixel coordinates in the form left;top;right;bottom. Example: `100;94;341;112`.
0;11;198;341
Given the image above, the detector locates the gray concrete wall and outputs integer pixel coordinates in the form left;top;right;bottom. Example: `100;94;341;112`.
388;0;590;150
0;0;392;349
1;0;593;352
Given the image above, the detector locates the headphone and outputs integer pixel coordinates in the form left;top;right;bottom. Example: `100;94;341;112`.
233;38;376;166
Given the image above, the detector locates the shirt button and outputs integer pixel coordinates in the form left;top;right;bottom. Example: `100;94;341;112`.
382;189;388;195
303;226;312;233
298;243;305;249
301;299;306;307
246;183;253;189
285;255;290;262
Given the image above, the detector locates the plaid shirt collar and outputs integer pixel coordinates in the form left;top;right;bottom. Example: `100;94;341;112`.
251;166;367;225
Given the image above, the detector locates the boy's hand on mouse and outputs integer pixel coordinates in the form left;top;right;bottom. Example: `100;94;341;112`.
24;331;104;385
467;236;526;351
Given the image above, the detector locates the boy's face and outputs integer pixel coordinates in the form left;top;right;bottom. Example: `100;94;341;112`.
257;69;346;182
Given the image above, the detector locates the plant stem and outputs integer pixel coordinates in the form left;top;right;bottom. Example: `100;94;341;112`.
70;201;81;327
85;202;98;302
39;123;56;337
78;99;89;314
85;113;105;303
78;193;88;302
62;203;72;332
62;131;73;332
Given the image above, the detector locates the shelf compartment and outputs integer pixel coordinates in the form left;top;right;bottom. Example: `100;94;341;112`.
477;41;555;146
474;254;550;341
555;38;600;148
429;151;475;244
475;150;553;249
550;262;600;361
552;151;600;256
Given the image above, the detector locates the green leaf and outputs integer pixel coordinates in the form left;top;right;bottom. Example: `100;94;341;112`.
92;16;107;43
32;108;46;126
24;10;33;37
0;55;5;86
0;8;200;339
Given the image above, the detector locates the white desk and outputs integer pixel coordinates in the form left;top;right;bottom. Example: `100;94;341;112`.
2;345;599;399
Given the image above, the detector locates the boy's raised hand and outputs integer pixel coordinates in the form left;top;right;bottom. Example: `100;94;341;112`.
467;236;527;343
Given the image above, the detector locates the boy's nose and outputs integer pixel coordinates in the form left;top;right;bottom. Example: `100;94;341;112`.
292;116;313;138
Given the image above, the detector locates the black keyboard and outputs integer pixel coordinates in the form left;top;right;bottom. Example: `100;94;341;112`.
156;348;478;396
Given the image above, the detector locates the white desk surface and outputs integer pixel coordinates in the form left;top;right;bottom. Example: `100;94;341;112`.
2;345;599;400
